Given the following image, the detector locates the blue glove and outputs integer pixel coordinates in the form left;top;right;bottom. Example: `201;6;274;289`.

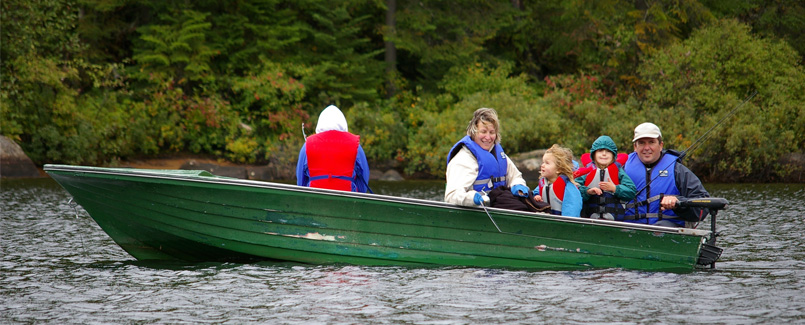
473;192;489;206
511;184;529;197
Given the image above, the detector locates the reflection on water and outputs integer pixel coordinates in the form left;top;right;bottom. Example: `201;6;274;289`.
1;178;803;323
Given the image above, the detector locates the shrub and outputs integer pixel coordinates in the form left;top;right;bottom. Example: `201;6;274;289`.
637;19;805;181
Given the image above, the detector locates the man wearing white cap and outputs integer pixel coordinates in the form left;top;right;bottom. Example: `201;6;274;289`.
296;105;371;193
622;122;710;227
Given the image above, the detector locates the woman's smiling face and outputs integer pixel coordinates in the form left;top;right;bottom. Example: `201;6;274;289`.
473;121;496;151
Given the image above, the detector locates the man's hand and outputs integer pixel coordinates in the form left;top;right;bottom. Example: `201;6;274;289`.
660;195;679;211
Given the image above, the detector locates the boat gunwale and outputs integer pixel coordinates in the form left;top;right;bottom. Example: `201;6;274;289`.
43;164;712;238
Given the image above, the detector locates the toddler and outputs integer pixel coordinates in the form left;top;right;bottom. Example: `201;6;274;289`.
533;144;582;217
575;136;636;220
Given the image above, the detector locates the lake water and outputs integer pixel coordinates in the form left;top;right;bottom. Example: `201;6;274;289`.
2;178;804;323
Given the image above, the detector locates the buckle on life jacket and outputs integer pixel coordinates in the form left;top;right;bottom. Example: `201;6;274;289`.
474;176;506;189
310;174;354;182
583;194;625;219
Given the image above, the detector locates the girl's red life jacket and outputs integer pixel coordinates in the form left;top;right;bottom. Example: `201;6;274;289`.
305;130;360;191
583;163;621;187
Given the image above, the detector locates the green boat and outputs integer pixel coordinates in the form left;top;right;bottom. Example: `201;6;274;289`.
44;164;725;272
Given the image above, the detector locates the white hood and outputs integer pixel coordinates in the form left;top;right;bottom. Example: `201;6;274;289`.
315;105;349;133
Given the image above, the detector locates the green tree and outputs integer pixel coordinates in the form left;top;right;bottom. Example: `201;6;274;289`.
285;0;386;108
702;0;805;63
402;61;553;176
638;19;805;181
488;0;714;97
130;9;217;90
388;0;520;93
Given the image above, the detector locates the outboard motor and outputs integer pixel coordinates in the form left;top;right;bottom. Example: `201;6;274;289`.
680;198;728;268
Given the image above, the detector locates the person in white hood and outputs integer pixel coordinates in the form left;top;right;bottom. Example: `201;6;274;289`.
296;105;371;193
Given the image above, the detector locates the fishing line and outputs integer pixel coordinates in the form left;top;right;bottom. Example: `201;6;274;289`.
477;191;550;239
631;90;758;200
69;198;90;256
479;201;502;233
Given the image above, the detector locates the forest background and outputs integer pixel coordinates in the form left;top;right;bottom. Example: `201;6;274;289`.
2;0;804;182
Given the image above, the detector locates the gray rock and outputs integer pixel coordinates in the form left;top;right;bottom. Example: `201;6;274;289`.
1;136;41;178
509;149;546;182
369;169;385;180
380;169;404;181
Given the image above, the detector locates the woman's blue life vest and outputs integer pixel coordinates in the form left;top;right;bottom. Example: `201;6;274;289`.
624;151;683;226
305;130;360;191
581;163;626;220
446;136;508;193
538;174;571;215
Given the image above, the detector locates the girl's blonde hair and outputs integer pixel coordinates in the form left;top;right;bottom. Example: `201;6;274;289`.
546;144;578;186
466;108;501;144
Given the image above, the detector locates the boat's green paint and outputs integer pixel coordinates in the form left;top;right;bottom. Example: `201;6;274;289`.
45;164;711;272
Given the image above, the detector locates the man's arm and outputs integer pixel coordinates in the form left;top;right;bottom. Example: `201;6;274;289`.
673;163;710;221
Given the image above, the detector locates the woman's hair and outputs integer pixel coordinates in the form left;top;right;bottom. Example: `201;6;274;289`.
546;144;578;186
466;107;501;144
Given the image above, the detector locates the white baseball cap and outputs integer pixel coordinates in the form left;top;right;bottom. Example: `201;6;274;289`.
633;122;662;142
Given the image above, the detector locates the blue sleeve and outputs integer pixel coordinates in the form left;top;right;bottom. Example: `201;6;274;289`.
561;182;583;217
296;144;309;187
353;145;371;193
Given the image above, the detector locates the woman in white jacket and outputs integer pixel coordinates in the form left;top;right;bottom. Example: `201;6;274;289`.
444;108;528;207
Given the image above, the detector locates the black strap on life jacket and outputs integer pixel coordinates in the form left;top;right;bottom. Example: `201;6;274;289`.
582;194;625;218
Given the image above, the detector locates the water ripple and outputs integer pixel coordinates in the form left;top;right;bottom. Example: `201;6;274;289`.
2;180;804;323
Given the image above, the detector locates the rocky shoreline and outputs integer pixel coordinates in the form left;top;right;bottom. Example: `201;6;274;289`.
1;134;547;182
110;150;547;182
3;135;801;182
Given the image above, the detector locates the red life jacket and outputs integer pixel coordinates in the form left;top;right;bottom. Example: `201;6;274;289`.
305;130;360;191
539;175;571;215
574;152;627;178
583;164;621;187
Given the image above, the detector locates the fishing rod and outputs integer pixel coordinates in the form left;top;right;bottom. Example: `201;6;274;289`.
628;90;757;224
632;90;758;198
675;89;758;161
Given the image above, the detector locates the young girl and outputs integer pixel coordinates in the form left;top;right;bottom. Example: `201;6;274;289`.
533;144;582;217
575;136;636;220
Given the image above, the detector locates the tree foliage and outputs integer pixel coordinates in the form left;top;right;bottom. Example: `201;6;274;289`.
637;19;805;181
2;0;804;182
